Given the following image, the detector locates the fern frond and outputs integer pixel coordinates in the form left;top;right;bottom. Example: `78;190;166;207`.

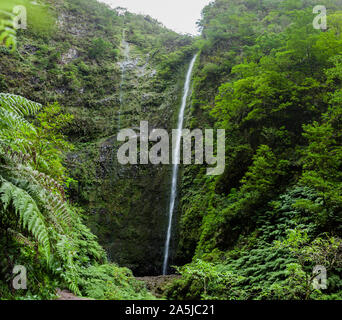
17;165;72;225
1;170;71;233
56;235;81;295
0;146;32;164
0;137;35;160
0;108;37;133
1;163;73;232
0;93;42;116
7;228;35;247
0;17;16;52
0;180;50;259
25;166;66;199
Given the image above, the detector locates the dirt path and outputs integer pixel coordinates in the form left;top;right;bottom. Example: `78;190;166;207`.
136;275;181;298
55;275;180;300
56;289;91;300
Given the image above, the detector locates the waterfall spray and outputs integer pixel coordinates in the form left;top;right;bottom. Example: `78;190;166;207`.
162;54;197;275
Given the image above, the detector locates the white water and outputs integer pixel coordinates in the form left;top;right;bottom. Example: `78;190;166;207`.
118;30;130;130
162;54;197;275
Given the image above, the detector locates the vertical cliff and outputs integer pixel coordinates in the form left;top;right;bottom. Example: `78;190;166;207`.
0;0;195;275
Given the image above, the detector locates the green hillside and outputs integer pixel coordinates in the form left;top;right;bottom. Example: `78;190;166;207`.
1;0;342;300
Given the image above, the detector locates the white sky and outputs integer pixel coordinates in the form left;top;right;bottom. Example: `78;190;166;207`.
98;0;212;35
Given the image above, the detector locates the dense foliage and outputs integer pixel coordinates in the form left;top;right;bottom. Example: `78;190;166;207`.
1;0;342;300
173;0;342;300
0;0;196;276
0;92;154;299
0;3;159;297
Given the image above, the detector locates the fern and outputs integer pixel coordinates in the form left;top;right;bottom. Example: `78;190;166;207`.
56;235;81;295
17;165;72;226
7;228;34;247
0;93;42;116
0;180;50;259
0;163;72;232
0;14;16;52
0;93;106;297
0;108;37;134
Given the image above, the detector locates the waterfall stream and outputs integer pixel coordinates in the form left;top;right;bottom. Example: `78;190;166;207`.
118;30;130;130
162;54;197;275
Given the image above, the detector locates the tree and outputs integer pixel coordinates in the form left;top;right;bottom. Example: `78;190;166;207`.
298;56;342;227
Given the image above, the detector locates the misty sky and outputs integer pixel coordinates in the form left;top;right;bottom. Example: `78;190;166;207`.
98;0;212;35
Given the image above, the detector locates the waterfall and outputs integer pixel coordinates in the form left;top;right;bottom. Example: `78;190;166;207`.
162;54;197;275
118;30;130;130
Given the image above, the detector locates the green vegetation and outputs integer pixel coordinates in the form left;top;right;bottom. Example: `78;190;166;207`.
1;0;342;300
174;0;342;300
0;0;194;276
0;0;53;51
0;93;153;299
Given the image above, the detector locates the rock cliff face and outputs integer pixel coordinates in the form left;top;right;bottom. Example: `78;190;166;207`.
68;41;191;275
0;0;194;275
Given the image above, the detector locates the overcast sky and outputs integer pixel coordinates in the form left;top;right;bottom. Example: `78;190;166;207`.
98;0;212;35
